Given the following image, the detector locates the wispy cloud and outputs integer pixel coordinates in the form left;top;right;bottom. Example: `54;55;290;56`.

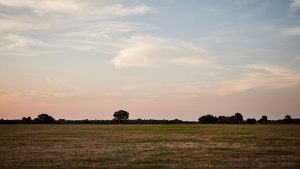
284;26;300;36
0;0;80;14
0;0;152;16
289;55;300;65
111;36;212;68
103;4;152;16
0;77;87;100
0;0;153;32
62;22;150;51
0;34;44;51
115;64;300;97
0;0;153;56
290;0;300;10
0;88;87;99
217;64;300;95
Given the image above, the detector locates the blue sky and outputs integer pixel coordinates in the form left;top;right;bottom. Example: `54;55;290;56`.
0;0;300;120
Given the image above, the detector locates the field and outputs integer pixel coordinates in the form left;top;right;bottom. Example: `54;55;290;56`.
0;125;299;169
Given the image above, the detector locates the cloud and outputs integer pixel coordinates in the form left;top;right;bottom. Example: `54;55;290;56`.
0;88;87;99
0;1;152;32
103;4;152;16
118;64;300;97
134;64;300;96
217;64;300;95
0;77;87;99
0;1;153;55
0;34;44;51
0;0;81;15
284;26;300;36
290;0;300;10
0;0;152;17
289;55;300;65
111;36;212;68
0;15;59;32
124;64;300;97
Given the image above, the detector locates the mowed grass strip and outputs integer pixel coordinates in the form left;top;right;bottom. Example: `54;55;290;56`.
0;124;299;169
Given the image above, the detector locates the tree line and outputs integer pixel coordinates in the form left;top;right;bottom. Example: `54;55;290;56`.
197;113;298;124
0;110;299;124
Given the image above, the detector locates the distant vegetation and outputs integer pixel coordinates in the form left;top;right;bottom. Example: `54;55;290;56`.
198;113;244;124
198;113;300;124
0;110;299;124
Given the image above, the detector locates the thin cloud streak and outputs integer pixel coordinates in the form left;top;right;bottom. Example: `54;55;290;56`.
217;64;300;96
284;26;300;36
0;34;45;51
289;55;300;65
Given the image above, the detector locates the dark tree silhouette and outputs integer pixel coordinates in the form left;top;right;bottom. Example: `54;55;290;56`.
21;117;32;123
233;112;243;123
35;114;55;124
169;119;183;124
217;116;226;123
284;115;292;123
198;114;217;123
247;118;256;124
58;119;66;124
113;110;129;123
258;115;268;124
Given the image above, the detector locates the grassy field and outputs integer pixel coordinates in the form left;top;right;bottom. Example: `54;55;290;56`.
0;124;299;169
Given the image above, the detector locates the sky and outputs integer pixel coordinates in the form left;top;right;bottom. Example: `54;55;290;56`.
0;0;300;120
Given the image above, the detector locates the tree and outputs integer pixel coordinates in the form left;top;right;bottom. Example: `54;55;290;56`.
217;116;226;123
169;119;183;124
35;114;55;124
258;115;268;124
284;115;292;123
113;110;129;123
233;112;243;123
198;114;217;123
247;118;256;124
58;119;66;124
22;116;32;123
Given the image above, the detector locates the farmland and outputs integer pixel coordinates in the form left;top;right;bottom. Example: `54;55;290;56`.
0;124;299;169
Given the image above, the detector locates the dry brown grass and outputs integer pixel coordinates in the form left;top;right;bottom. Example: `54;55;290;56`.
0;124;299;168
